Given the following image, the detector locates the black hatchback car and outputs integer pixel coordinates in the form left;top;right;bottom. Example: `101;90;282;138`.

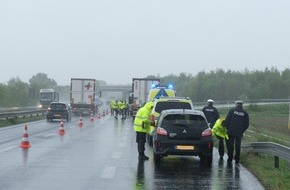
152;109;213;165
46;102;72;122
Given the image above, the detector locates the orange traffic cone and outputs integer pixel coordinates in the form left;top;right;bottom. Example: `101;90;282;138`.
97;111;101;119
78;114;83;127
90;114;94;122
102;110;105;117
58;118;65;135
20;124;31;149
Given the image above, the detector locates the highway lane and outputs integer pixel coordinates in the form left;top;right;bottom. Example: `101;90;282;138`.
0;114;265;190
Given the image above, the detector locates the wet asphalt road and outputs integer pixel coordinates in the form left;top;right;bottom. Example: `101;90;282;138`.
0;114;265;190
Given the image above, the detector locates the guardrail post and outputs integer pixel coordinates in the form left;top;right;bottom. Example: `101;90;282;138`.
274;156;279;169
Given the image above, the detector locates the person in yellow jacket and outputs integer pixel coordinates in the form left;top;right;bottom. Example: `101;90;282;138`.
110;100;115;116
212;118;228;160
134;101;154;161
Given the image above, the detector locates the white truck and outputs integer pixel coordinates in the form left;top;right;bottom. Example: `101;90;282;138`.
131;78;160;119
38;89;59;109
70;78;96;116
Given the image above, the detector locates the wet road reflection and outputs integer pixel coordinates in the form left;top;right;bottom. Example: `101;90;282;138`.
0;116;265;190
144;154;265;190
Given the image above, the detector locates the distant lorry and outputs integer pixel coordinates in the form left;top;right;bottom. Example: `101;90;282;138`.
70;78;96;116
131;78;161;118
38;89;59;109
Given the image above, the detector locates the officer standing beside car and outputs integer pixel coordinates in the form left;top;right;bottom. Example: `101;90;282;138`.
133;101;154;161
224;100;249;164
202;99;220;128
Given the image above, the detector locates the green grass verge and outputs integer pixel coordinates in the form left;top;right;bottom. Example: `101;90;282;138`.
0;116;45;128
240;152;290;190
214;103;290;190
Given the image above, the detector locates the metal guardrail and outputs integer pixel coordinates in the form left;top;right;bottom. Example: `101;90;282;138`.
0;109;46;120
242;142;290;169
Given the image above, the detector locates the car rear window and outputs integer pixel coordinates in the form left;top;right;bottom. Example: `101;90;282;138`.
50;104;66;110
161;114;207;129
155;102;192;113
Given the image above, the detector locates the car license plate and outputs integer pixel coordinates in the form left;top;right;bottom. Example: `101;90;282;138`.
176;145;194;150
54;114;61;117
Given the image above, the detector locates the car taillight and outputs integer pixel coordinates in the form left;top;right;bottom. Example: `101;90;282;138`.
208;142;212;149
157;127;168;136
157;140;161;148
202;128;212;137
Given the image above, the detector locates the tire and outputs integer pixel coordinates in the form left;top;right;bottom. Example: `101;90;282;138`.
66;115;70;122
153;152;161;164
149;135;153;146
200;154;212;166
146;134;152;146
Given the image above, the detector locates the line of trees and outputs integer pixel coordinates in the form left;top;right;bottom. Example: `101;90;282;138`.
1;67;290;107
0;73;57;107
161;67;290;102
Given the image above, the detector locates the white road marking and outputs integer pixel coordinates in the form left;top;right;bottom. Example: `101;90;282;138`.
101;166;116;179
45;133;54;137
0;146;17;153
117;143;125;147
111;152;121;159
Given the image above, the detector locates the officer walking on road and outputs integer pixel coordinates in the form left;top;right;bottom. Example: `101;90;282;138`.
224;100;249;164
133;101;154;161
202;99;220;128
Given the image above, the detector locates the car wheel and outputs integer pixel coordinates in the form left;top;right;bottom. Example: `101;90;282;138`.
200;154;212;166
147;135;153;146
149;135;153;146
153;152;161;164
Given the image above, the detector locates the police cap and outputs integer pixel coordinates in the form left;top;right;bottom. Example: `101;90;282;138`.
235;100;244;104
207;99;214;103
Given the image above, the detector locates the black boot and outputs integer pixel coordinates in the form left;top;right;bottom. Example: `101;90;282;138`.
139;153;149;161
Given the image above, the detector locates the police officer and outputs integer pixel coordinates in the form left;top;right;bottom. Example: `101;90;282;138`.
133;101;154;161
224;100;249;164
212;118;228;160
202;99;220;128
113;100;119;118
110;99;115;116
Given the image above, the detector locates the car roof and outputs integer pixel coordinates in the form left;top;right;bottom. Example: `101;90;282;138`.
49;102;68;105
153;96;192;102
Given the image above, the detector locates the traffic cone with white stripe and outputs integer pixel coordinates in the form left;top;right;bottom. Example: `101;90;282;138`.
97;111;101;119
78;114;83;127
58;118;65;135
20;124;31;149
90;113;94;122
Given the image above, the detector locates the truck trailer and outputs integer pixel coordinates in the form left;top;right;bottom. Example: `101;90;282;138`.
70;78;96;116
131;78;161;119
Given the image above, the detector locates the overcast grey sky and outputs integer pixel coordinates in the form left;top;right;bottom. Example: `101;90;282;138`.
1;0;290;86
